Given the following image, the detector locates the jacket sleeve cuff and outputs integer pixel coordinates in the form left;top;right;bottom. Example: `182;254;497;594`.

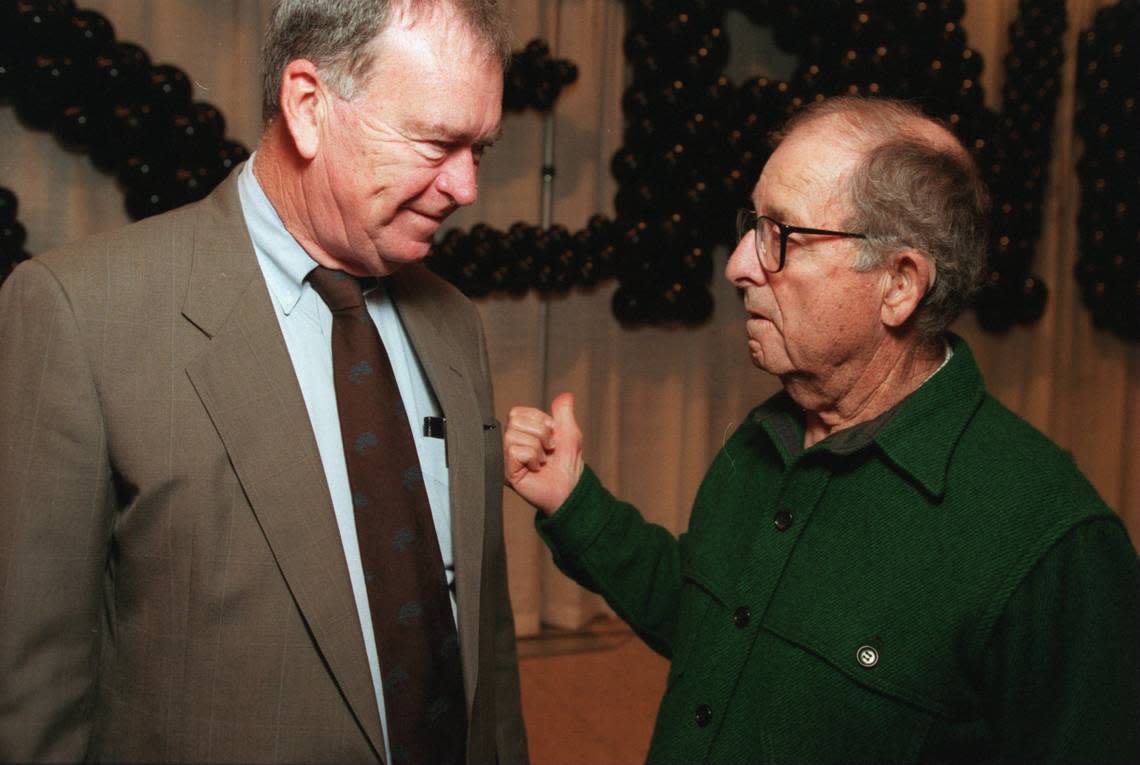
534;465;616;560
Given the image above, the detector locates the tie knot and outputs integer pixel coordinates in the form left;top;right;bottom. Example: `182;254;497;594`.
308;266;365;311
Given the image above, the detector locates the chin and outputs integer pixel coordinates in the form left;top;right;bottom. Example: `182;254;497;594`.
748;340;792;376
751;355;783;376
372;238;432;270
394;242;433;262
747;341;770;371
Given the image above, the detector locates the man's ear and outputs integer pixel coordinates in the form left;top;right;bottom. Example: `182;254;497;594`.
277;59;324;160
880;248;935;328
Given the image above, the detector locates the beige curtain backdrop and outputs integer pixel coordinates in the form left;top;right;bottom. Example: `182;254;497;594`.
1;0;1135;638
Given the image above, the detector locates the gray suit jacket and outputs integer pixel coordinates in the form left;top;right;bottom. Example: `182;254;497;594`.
0;170;528;763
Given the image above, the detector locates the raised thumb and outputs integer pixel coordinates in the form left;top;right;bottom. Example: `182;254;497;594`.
550;392;577;432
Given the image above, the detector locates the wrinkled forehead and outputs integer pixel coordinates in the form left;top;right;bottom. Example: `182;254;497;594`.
753;125;862;221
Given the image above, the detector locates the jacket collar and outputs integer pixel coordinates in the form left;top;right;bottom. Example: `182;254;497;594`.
180;164;262;338
754;333;985;500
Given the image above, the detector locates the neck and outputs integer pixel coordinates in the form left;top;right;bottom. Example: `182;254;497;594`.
253;124;351;274
796;334;943;449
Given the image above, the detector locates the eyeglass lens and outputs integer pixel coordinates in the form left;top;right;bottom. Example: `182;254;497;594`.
737;210;781;272
755;217;780;271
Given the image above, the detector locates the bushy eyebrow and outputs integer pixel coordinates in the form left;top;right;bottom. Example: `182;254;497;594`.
757;203;794;224
408;120;502;147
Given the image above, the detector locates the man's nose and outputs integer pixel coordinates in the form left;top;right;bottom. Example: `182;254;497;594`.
437;149;479;207
725;233;768;287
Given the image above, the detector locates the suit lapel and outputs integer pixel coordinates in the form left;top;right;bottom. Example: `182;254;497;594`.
388;270;486;711
181;173;385;759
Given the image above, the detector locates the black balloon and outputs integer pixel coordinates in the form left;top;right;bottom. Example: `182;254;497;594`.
0;220;28;253
1073;0;1139;342
207;140;252;183
8;2;67;58
1017;275;1049;322
502;37;579;113
54;102;96;149
15;52;82;130
124;184;180;220
147;64;193;110
117;151;173;189
67;9;115;52
612;286;650;325
0;53;16;102
91;41;152;99
0;188;18;225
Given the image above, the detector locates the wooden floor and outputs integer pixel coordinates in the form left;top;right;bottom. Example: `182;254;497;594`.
517;621;668;765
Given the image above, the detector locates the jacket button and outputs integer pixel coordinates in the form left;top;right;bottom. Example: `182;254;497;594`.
733;606;750;628
773;509;793;531
856;645;880;668
695;703;713;727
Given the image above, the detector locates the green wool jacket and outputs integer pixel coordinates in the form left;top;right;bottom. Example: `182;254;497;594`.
537;336;1139;764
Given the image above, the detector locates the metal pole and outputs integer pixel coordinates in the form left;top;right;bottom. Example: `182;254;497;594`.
537;2;561;407
537;114;556;405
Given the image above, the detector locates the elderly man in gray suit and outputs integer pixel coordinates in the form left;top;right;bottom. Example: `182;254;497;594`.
0;1;528;762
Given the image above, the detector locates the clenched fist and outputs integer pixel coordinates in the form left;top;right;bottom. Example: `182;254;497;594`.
503;392;584;515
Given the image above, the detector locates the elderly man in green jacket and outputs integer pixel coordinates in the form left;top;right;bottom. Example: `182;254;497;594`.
504;96;1139;763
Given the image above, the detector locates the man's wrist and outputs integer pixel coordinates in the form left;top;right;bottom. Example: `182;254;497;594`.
534;466;616;559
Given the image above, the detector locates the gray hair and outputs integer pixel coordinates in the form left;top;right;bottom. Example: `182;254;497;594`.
775;96;990;344
261;0;512;123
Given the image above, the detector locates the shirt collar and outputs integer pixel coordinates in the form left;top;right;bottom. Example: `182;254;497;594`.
754;334;984;499
236;154;318;315
874;333;984;499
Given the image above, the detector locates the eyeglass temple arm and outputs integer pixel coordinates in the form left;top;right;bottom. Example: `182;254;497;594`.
783;224;866;239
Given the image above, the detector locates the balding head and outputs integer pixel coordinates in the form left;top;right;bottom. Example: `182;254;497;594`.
772;96;990;345
774;96;967;162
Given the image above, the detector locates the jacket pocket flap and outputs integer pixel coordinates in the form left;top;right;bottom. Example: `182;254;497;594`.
763;620;952;717
678;543;737;607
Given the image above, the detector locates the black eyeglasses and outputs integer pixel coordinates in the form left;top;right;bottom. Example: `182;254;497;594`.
736;209;867;273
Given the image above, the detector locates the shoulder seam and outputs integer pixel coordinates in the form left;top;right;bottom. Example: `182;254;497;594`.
974;514;1126;653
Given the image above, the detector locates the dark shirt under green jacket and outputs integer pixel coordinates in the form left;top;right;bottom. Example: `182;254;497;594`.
537;335;1139;764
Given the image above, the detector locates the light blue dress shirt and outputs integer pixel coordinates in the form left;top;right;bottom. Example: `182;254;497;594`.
237;157;454;761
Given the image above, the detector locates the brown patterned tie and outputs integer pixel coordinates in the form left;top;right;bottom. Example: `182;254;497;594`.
308;266;466;765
